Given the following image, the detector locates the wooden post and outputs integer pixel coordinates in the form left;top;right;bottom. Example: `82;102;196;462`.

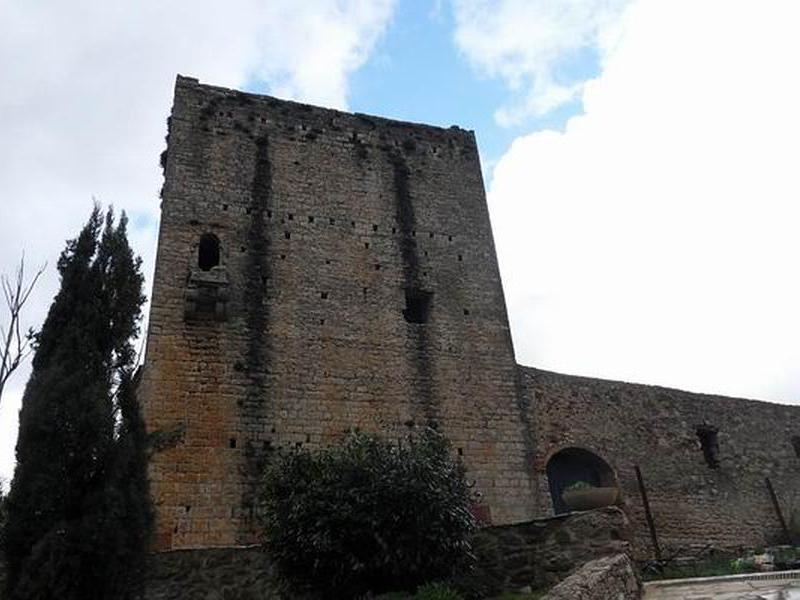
635;465;661;560
765;476;790;542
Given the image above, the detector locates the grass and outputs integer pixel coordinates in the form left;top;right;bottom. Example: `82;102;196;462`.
373;587;548;599
641;553;757;582
489;592;547;599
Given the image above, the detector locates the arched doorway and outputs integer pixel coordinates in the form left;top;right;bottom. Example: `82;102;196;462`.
546;447;617;515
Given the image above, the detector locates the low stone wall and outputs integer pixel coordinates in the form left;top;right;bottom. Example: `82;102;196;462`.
144;546;282;600
464;506;633;596
544;554;641;600
0;507;620;600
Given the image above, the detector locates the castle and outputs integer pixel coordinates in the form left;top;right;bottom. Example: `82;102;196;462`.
140;76;800;557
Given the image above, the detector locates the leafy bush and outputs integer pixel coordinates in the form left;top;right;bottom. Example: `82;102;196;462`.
260;428;477;598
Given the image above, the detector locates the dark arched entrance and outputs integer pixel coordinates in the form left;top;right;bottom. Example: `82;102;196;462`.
546;447;616;515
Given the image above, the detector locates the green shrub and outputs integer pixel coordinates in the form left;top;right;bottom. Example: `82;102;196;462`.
415;582;464;600
260;428;477;598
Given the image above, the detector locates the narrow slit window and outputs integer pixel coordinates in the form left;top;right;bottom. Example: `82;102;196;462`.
198;233;220;271
791;436;800;457
403;289;433;324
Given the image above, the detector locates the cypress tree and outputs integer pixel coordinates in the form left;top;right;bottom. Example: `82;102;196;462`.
103;368;154;599
0;483;6;540
2;206;150;600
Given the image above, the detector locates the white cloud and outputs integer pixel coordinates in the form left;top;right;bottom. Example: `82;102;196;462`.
251;2;395;106
0;0;395;488
489;0;800;402
452;0;629;125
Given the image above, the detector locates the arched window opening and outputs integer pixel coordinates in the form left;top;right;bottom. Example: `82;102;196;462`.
546;447;617;515
198;233;220;271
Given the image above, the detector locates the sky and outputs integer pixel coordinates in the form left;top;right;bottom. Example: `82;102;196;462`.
1;0;799;487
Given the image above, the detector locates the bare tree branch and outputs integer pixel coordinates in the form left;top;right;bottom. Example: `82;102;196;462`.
0;255;45;405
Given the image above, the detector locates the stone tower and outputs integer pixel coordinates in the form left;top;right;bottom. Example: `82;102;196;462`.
140;76;535;550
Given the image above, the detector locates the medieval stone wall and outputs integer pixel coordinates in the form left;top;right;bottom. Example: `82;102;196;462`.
139;76;535;549
521;367;800;557
139;75;800;557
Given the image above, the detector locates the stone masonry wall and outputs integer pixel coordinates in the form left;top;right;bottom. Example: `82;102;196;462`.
138;75;800;557
142;508;630;599
144;547;281;600
469;506;632;595
521;367;800;557
139;76;534;549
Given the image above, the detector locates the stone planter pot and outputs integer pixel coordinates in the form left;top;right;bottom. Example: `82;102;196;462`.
562;486;619;511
